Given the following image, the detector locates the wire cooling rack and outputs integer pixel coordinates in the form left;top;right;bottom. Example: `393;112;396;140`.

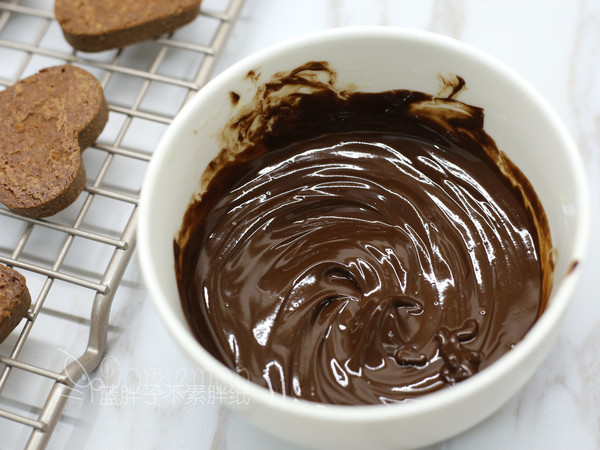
0;0;245;447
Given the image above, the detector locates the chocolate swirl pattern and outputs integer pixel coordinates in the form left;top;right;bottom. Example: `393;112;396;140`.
175;71;551;405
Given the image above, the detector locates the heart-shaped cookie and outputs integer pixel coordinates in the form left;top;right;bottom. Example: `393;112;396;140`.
0;264;31;343
55;0;202;52
0;65;108;218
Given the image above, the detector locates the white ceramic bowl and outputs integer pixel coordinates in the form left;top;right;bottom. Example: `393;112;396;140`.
138;27;590;449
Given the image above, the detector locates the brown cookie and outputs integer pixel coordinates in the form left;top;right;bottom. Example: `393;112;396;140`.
55;0;202;52
0;265;31;343
0;65;108;218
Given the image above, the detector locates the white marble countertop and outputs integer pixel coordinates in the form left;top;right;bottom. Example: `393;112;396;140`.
5;0;600;449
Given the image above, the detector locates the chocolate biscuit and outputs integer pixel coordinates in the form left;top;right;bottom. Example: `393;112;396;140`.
55;0;202;52
0;265;31;343
0;65;108;218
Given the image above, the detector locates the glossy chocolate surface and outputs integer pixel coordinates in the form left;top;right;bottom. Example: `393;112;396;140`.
174;63;552;405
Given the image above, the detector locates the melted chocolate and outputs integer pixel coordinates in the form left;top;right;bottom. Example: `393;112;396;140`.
174;63;553;405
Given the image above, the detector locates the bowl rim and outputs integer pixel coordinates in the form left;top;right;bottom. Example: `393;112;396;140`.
137;25;591;422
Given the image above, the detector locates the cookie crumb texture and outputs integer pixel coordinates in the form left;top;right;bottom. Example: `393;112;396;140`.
0;65;108;218
0;265;31;344
55;0;202;52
